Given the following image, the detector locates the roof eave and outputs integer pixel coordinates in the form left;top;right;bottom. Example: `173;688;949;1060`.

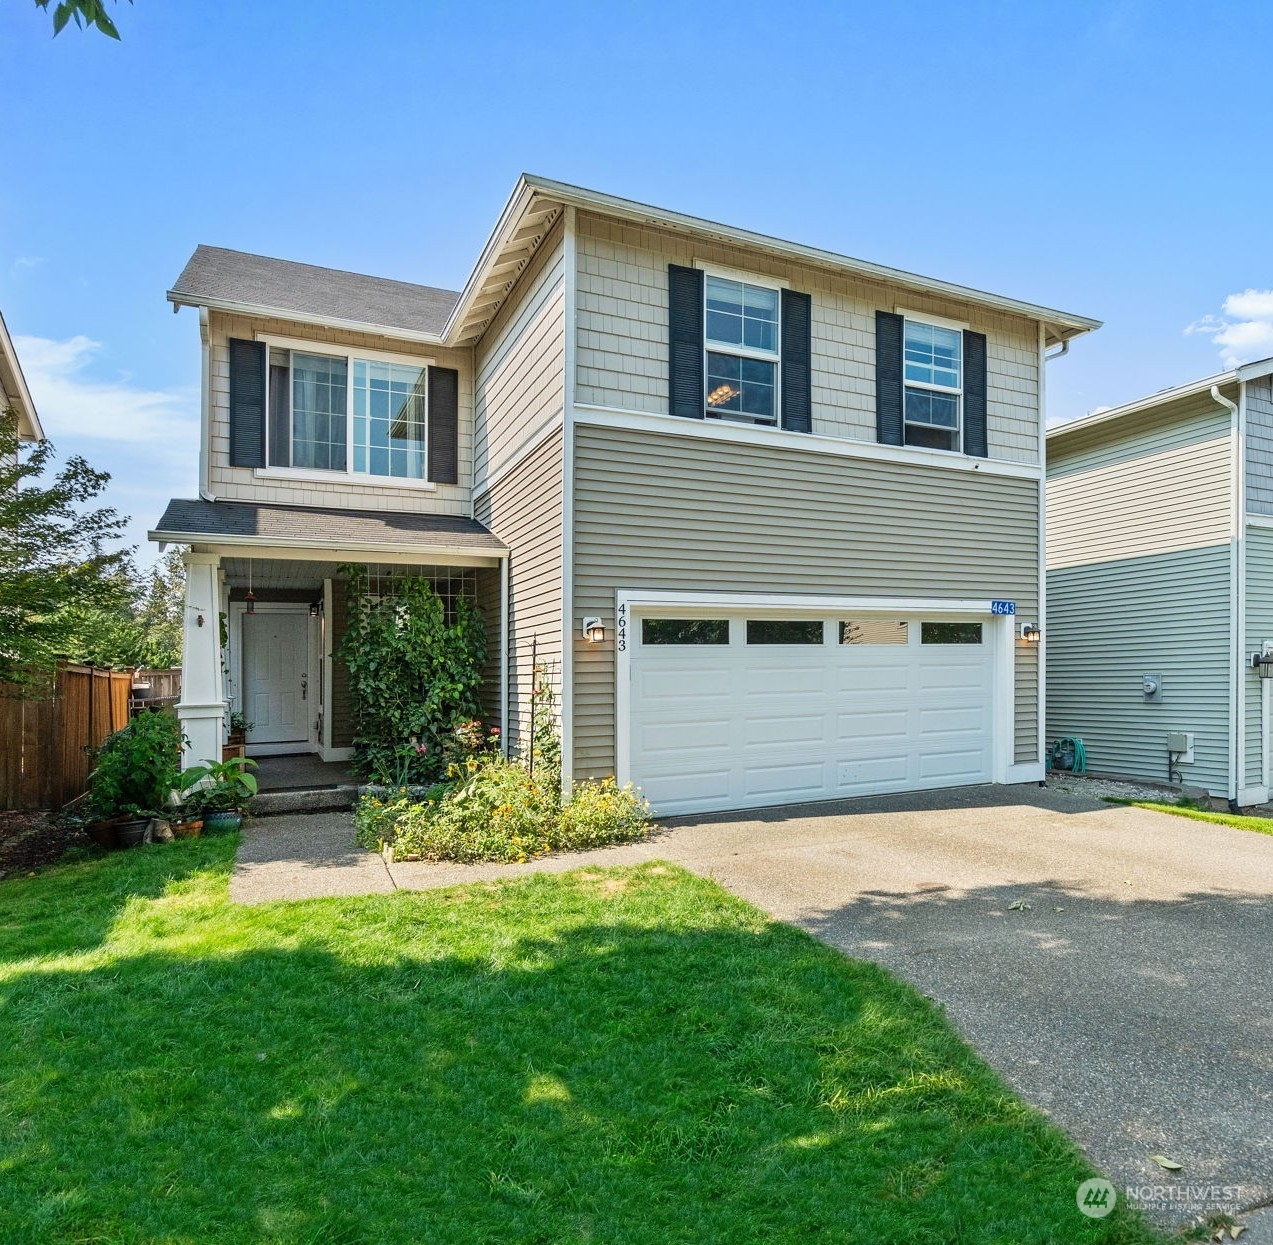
0;311;44;442
165;291;447;347
147;527;506;560
1046;371;1242;443
516;174;1102;346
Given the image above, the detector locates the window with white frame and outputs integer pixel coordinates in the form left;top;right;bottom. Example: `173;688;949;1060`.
903;318;962;452
266;346;429;480
704;275;780;426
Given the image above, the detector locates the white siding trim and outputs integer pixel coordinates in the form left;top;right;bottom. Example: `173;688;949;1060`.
1037;320;1048;769
253;467;438;493
574;404;1042;480
1006;762;1045;783
560;206;578;795
613;589;1017;794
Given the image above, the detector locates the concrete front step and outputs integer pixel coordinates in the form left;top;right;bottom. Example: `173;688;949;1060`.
249;785;358;817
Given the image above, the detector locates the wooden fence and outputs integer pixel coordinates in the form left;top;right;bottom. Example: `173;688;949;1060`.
0;665;135;811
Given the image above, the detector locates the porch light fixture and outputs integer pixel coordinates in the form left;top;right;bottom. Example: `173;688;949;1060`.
245;558;255;615
1252;651;1273;680
309;601;321;618
1020;623;1041;644
582;616;605;644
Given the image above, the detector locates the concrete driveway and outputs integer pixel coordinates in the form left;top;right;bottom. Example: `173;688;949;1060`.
234;783;1273;1230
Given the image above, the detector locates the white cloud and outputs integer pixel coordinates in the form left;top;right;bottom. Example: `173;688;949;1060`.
14;334;196;445
1187;289;1273;369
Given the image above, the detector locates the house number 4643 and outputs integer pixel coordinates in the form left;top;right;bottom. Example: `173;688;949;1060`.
617;603;627;652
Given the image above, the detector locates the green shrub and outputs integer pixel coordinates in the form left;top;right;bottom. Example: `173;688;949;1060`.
356;759;650;864
88;710;185;820
337;568;486;785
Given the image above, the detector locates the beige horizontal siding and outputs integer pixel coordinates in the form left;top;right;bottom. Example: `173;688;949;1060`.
474;221;566;489
1048;546;1231;794
1046;433;1233;570
572;423;1040;780
1247;377;1273;516
474;429;563;755
474;565;503;729
207;311;474;515
575;211;1043;465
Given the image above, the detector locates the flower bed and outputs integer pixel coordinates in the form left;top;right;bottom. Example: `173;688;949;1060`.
355;756;649;864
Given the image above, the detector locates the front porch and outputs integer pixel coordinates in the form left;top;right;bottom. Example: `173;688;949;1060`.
149;498;507;771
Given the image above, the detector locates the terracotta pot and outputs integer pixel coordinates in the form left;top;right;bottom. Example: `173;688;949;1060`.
85;820;119;849
171;818;203;839
116;820;148;848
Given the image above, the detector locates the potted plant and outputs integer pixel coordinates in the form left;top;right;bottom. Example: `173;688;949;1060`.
168;802;204;839
87;711;185;849
223;711;253;760
180;756;259;832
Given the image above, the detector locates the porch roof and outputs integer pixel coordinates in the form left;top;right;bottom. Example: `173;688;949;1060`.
150;498;507;560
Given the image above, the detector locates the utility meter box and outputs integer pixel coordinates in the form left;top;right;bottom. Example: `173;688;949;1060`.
1166;731;1194;763
1143;673;1163;702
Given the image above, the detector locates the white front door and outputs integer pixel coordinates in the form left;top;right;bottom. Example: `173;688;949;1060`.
242;611;310;745
627;610;998;816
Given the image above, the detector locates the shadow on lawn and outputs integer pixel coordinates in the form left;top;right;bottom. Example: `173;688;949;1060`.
796;878;1273;1224
0;909;1157;1244
0;834;236;963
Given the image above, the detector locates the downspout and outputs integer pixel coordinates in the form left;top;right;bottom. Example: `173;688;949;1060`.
198;307;215;501
1213;383;1241;809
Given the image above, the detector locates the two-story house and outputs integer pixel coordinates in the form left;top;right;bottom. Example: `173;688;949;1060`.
1047;359;1273;806
152;176;1098;815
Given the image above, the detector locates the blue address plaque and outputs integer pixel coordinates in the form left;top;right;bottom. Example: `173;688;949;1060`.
990;600;1017;616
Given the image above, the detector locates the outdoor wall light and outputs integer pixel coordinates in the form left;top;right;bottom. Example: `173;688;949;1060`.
582;616;605;644
1252;651;1273;680
309;601;321;618
1020;623;1041;644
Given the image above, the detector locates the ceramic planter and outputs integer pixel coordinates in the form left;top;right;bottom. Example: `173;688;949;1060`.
202;811;243;833
85;820;119;849
116;819;148;848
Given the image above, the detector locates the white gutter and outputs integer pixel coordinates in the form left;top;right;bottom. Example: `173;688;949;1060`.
198;308;214;501
167;292;447;347
146;529;507;561
1213;383;1242;806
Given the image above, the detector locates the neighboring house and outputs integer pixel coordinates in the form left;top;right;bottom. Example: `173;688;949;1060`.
0;309;44;446
1046;359;1273;805
152;175;1099;815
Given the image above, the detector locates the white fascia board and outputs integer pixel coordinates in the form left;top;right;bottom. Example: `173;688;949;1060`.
616;589;999;613
147;530;505;566
1047;371;1242;443
166;292;446;347
521;174;1101;344
1236;357;1273;383
0;310;43;441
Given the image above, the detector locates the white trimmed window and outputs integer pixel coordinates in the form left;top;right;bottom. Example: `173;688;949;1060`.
704;275;780;426
266;346;428;480
903;319;962;452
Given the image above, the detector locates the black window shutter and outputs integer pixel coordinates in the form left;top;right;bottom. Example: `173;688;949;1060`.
780;289;812;433
668;264;704;419
228;337;266;468
427;366;459;484
963;330;988;458
875;311;904;446
267;361;290;467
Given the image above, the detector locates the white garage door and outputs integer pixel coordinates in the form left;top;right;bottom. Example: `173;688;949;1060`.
627;612;997;816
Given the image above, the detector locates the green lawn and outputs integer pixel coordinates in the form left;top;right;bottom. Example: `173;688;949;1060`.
1106;798;1273;836
0;836;1163;1244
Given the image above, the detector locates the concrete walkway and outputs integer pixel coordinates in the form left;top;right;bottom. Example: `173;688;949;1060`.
232;785;1273;1231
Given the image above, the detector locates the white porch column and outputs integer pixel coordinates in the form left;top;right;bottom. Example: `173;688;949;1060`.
178;550;226;768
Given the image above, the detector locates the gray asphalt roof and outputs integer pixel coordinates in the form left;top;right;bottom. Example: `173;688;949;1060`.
168;245;460;337
151;498;505;553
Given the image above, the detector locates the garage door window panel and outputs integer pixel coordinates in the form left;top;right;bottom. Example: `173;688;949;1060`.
840;620;909;645
746;620;825;645
642;618;730;645
921;622;983;645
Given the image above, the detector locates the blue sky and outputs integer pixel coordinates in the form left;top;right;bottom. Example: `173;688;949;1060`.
2;0;1272;561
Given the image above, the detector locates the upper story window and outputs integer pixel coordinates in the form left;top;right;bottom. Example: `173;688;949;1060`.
267;346;428;480
902;319;962;452
704;275;780;426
